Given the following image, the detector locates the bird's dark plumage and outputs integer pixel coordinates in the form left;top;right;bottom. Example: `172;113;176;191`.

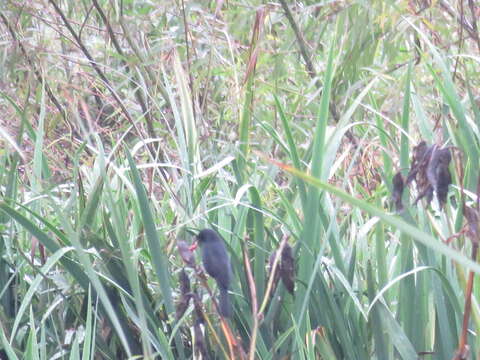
197;229;232;317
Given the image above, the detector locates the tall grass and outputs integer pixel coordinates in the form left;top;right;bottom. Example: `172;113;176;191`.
1;1;480;359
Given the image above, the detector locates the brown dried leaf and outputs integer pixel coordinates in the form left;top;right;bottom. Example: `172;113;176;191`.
280;243;295;295
411;143;435;205
193;321;208;358
406;141;430;185
408;142;452;208
175;297;190;320
242;7;267;85
179;268;191;295
392;171;405;212
30;236;38;263
464;206;480;244
175;269;192;320
177;240;196;267
243;47;258;85
192;289;205;324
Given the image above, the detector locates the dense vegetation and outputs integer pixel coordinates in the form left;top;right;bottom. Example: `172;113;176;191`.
1;1;480;359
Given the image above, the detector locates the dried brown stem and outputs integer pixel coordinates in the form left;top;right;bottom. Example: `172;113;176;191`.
91;0;156;139
454;171;480;359
438;0;479;46
278;0;316;80
279;0;344;125
467;0;480;52
47;0;143;139
454;242;477;359
259;235;289;314
0;12;67;123
47;0;185;208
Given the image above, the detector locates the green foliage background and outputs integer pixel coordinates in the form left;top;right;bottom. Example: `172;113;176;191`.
0;0;480;359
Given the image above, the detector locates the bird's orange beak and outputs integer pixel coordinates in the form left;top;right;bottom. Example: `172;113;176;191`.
189;241;198;251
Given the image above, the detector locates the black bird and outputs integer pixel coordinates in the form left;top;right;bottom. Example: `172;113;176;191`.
195;229;232;317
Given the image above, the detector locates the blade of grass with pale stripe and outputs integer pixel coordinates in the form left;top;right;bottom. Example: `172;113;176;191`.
397;63;416;344
266;163;480;273
125;150;184;357
294;30;336;334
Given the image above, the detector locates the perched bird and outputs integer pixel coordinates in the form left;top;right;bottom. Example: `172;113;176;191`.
392;171;405;212
193;229;232;317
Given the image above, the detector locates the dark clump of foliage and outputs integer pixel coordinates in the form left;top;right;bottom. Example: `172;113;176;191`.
392;171;405;212
394;140;453;210
405;141;453;208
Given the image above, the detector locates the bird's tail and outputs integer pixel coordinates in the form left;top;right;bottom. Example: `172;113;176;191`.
218;287;232;318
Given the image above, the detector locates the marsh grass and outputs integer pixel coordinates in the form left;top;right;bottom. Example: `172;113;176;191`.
1;1;480;359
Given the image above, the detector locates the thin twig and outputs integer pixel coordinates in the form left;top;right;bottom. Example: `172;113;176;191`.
47;0;185;208
116;11;171;108
279;0;348;126
467;0;480;52
278;0;316;79
78;4;93;40
47;0;142;138
191;290;229;359
90;0;156;139
258;235;289;314
0;12;67;123
438;0;479;44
